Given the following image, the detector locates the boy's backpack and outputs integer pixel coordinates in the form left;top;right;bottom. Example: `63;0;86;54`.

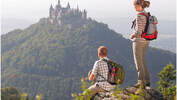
100;59;125;85
132;12;158;40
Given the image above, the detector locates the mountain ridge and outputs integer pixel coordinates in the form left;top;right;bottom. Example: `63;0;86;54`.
2;11;176;100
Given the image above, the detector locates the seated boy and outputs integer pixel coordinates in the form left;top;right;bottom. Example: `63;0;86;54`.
84;46;115;99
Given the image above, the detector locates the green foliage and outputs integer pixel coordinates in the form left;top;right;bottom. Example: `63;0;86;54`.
1;87;21;100
113;85;145;100
21;93;28;100
35;94;43;100
129;85;145;100
1;87;43;100
128;94;143;100
72;78;92;100
158;63;176;100
112;86;122;99
73;78;145;100
20;93;43;100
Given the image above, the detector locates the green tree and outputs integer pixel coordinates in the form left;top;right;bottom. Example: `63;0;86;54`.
35;94;43;100
21;93;28;100
158;63;176;100
72;77;92;100
1;87;21;100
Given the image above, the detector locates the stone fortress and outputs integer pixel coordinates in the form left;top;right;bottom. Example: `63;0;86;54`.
49;0;87;25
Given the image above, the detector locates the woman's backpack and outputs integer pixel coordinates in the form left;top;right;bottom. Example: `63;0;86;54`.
132;12;158;40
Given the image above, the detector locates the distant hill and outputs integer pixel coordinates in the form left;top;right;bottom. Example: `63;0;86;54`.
101;17;176;53
1;4;176;100
3;17;176;52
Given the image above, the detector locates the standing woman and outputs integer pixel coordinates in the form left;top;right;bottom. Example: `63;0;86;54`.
130;0;151;87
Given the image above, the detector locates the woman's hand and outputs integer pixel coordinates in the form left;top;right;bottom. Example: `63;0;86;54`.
130;33;136;39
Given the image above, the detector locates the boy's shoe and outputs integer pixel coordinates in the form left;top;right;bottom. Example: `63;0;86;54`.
91;93;97;100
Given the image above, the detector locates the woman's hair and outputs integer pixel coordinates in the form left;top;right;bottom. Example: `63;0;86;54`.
134;0;150;8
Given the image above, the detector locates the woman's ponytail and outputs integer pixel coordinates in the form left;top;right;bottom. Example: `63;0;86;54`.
134;0;150;8
143;0;150;8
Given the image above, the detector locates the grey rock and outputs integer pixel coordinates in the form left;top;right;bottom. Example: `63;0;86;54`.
93;86;166;100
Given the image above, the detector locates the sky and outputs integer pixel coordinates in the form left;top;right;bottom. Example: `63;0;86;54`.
1;0;176;22
1;0;176;52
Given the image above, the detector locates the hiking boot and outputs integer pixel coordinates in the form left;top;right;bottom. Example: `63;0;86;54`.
133;80;145;88
145;86;151;90
132;83;141;88
133;83;145;89
145;83;151;89
145;83;150;87
133;83;140;87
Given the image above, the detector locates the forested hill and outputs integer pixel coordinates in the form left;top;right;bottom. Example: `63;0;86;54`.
1;16;176;100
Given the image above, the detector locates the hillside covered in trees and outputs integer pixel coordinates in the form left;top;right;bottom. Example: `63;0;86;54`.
1;5;176;100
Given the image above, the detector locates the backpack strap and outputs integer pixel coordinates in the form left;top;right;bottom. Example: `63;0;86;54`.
131;19;136;29
131;12;148;30
102;58;109;63
138;12;148;17
138;12;150;36
102;59;112;72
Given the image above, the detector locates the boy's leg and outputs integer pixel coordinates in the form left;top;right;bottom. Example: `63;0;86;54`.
84;83;105;99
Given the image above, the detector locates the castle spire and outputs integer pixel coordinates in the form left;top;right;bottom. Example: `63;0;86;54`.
83;9;87;19
50;4;54;10
58;0;61;5
77;4;79;11
56;0;61;10
67;2;70;9
49;4;54;19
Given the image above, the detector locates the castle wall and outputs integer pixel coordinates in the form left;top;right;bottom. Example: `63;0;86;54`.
49;1;87;25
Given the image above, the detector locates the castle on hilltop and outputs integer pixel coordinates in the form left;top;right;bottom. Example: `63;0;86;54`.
49;0;87;25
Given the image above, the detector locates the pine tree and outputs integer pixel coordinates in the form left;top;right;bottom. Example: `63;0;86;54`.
158;63;176;100
1;87;21;100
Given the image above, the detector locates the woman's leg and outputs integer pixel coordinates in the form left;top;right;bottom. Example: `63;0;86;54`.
142;42;150;85
133;41;144;83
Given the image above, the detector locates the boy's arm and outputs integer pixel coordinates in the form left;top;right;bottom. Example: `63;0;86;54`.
88;70;92;78
88;61;99;81
89;73;95;81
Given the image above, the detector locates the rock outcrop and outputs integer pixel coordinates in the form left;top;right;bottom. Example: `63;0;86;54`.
93;86;167;100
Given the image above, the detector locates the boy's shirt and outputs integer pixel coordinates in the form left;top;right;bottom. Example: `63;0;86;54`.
92;57;115;91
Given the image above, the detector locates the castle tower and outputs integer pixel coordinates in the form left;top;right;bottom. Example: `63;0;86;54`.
49;4;55;24
50;4;54;12
49;4;54;18
67;2;70;9
77;4;79;12
82;9;87;19
58;0;60;5
49;1;87;24
58;0;61;7
55;0;61;11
